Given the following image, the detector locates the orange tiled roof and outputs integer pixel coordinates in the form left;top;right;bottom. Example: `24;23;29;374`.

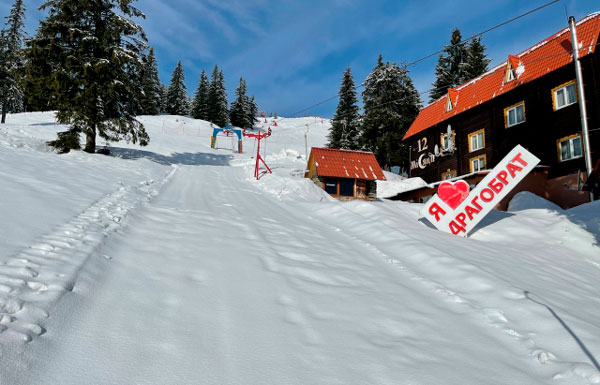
404;12;600;140
311;148;386;180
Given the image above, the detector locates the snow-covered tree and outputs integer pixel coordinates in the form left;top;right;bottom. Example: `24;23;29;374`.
328;66;360;150
167;61;188;115
159;83;168;113
361;55;421;169
229;77;254;129
248;95;258;126
139;48;161;115
0;0;26;123
26;0;149;153
464;35;491;81
191;69;209;120
430;28;468;102
207;65;228;127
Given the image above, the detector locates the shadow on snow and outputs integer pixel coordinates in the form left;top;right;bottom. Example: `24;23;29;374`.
106;146;232;167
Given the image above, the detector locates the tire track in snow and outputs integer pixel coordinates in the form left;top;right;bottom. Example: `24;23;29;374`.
0;166;177;343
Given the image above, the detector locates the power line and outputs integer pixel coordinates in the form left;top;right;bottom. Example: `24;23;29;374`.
273;0;562;123
275;94;339;124
407;0;561;66
271;40;600;132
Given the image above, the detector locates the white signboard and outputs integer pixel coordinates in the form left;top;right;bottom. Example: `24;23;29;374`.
420;145;540;237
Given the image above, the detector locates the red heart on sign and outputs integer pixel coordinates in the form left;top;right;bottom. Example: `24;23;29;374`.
437;180;470;210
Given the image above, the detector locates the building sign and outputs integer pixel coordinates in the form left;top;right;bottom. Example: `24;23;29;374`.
411;126;455;171
410;151;436;170
420;145;540;237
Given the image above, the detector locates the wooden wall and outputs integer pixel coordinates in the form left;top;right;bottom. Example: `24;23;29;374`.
407;46;600;183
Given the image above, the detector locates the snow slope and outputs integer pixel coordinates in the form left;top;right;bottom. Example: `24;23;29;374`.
0;112;599;384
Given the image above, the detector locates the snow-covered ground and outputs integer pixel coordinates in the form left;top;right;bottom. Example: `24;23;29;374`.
0;112;599;384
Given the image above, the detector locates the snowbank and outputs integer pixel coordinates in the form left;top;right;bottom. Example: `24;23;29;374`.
508;191;562;212
377;176;429;199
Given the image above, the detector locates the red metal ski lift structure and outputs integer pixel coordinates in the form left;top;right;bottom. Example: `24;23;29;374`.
244;127;272;180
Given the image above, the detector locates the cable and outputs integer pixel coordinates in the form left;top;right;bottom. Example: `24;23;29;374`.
407;0;561;66
275;94;340;123
272;0;561;124
272;40;600;132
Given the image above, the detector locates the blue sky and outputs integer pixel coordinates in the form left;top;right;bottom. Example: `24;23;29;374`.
2;0;599;117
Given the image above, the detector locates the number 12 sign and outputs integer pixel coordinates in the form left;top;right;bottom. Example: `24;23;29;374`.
420;145;540;237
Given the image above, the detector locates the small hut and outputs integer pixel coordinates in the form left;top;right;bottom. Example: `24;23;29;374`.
305;147;386;201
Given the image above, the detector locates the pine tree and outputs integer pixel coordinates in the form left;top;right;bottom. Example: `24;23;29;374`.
139;48;161;115
229;77;253;128
191;69;209;120
167;61;188;115
464;35;491;81
0;0;26;123
361;55;421;169
360;54;385;152
125;55;143;116
328;66;360;150
26;0;149;153
248;95;258;127
430;28;468;102
159;83;168;113
207;65;228;127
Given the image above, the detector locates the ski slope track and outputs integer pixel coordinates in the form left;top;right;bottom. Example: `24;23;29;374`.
0;112;599;384
0;166;176;338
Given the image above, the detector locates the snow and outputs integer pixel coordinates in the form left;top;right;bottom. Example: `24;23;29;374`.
515;62;525;77
1;112;599;384
508;191;562;212
377;173;429;198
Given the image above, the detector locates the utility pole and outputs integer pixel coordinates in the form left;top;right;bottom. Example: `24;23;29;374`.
305;124;310;161
408;146;412;178
568;16;594;201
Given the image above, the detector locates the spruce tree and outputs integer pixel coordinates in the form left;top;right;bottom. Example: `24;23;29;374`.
191;69;209;120
139;48;161;115
328;66;360;150
248;95;258;128
126;55;143;116
229;77;252;128
361;55;385;152
0;0;26;123
159;83;168;113
430;28;468;102
464;35;491;81
167;61;188;115
207;65;228;127
26;0;149;153
361;55;421;169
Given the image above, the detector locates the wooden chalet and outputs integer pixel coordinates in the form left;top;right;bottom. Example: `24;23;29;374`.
402;13;600;207
305;148;386;201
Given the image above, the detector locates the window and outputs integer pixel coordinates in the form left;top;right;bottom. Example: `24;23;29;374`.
470;155;486;173
440;130;455;151
339;179;354;197
323;178;356;196
504;102;525;128
506;69;515;82
445;98;453;112
552;80;577;111
324;178;338;194
468;129;485;152
557;134;582;162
